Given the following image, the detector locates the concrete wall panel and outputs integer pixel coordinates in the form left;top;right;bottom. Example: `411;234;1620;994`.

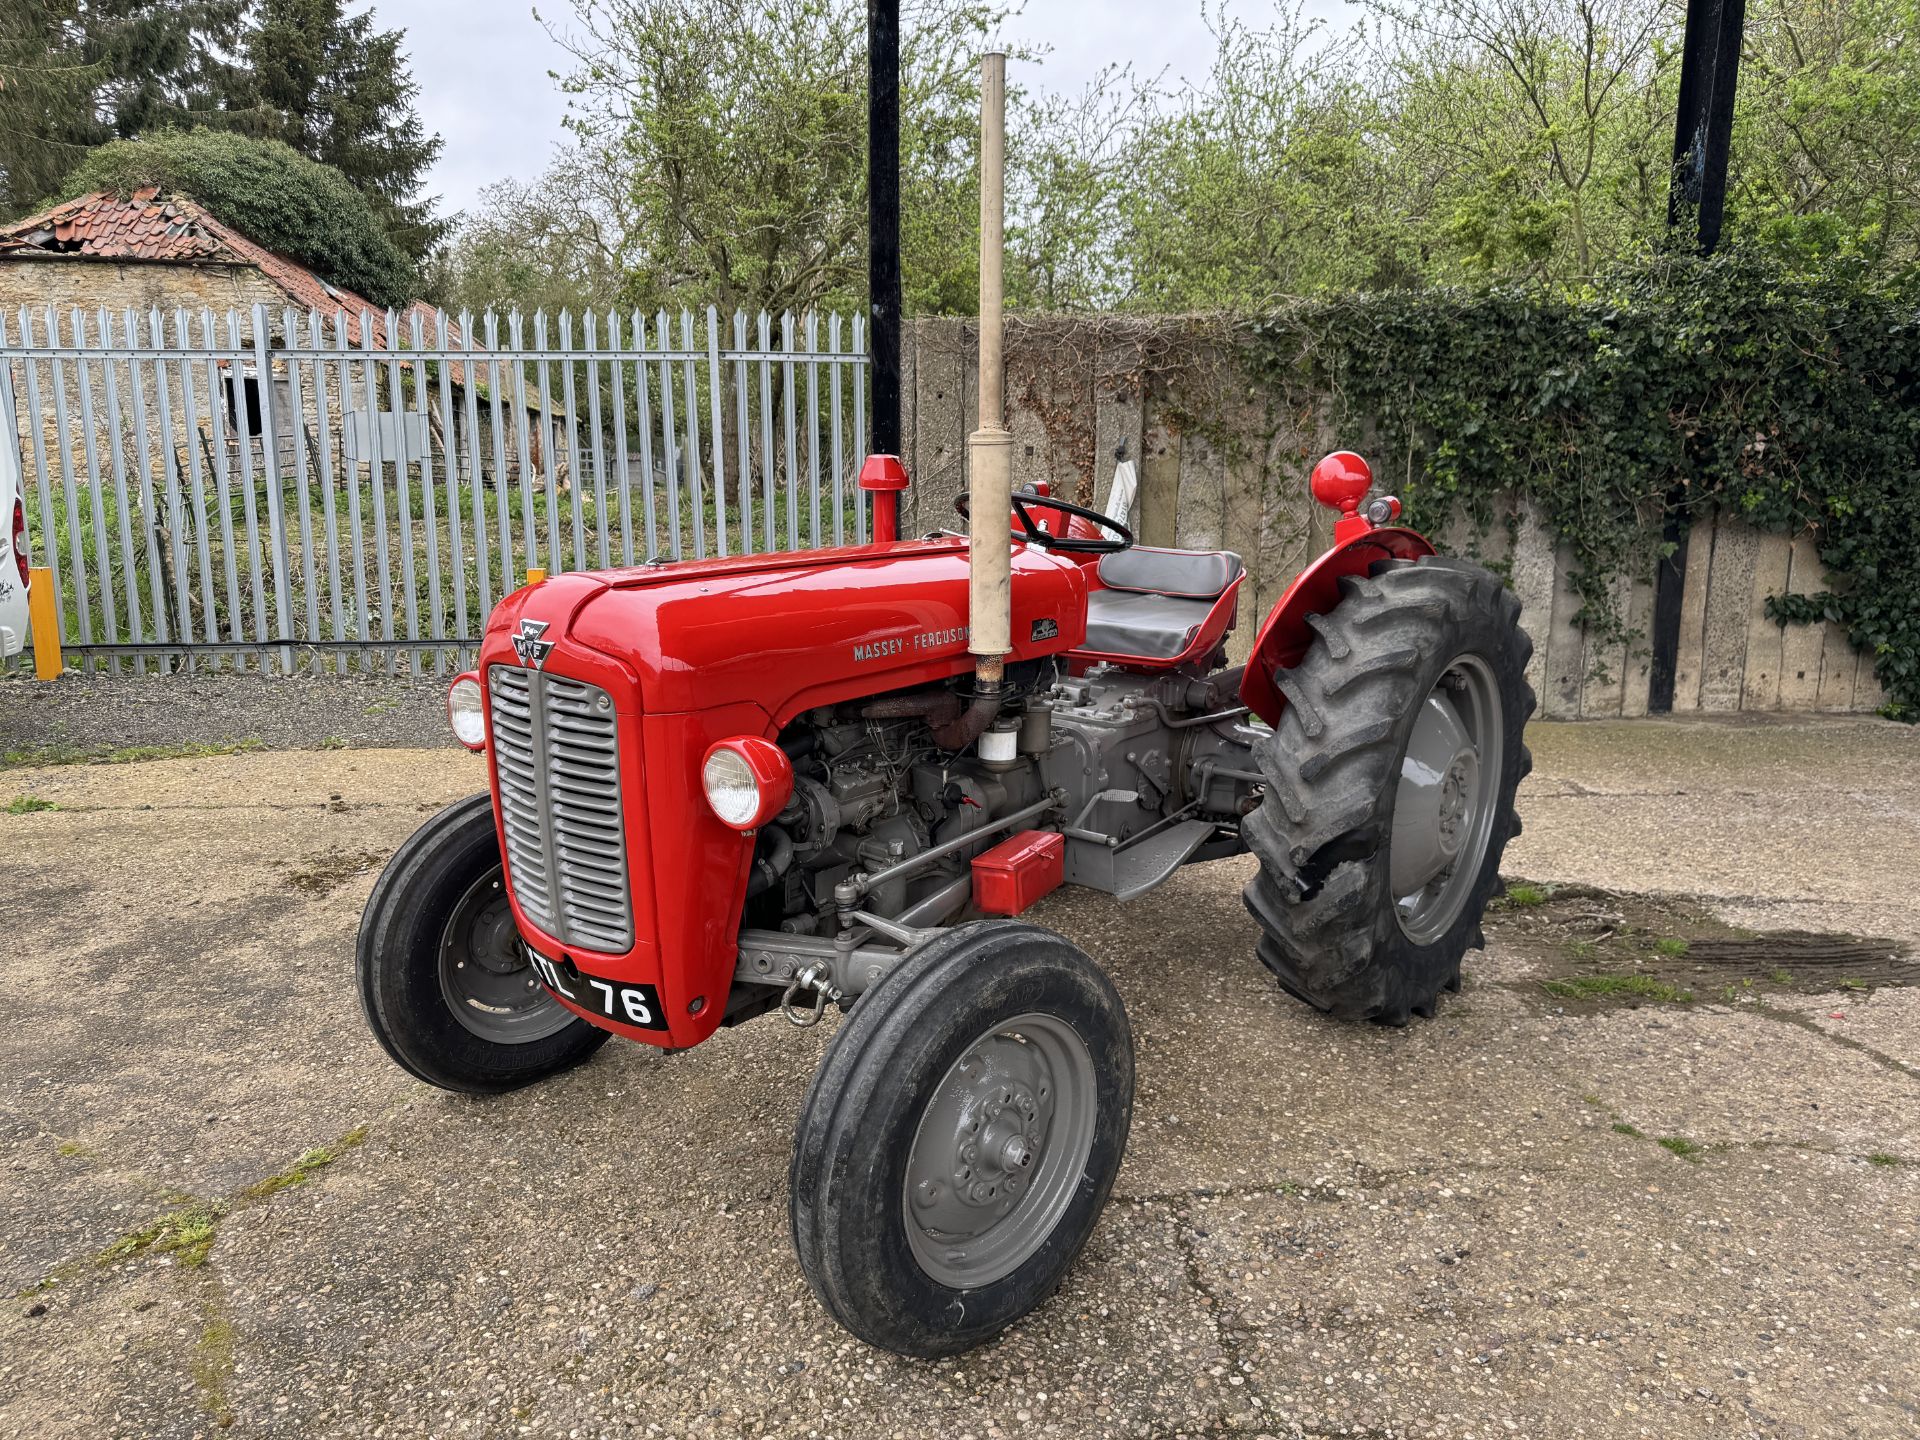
1579;572;1632;719
1507;499;1556;710
1699;518;1757;711
1740;532;1791;711
906;318;966;536
1777;536;1829;711
1174;426;1228;552
1669;510;1716;712
1541;541;1587;719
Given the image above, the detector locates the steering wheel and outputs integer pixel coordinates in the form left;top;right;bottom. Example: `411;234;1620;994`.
954;488;1134;556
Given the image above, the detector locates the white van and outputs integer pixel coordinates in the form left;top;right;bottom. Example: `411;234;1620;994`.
1;435;28;658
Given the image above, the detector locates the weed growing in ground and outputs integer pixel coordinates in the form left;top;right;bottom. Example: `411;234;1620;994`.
94;1124;370;1273
98;1203;229;1268
3;738;264;768
238;1126;368;1201
1543;975;1692;1003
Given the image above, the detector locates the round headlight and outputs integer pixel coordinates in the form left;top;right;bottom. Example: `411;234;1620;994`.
447;674;487;751
700;737;793;830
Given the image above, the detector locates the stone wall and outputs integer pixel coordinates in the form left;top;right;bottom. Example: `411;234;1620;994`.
0;254;282;320
898;315;1886;718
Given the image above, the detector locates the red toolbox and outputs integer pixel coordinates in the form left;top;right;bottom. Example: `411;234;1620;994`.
971;829;1066;916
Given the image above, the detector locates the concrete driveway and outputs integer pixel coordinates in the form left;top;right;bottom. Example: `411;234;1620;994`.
0;715;1915;1439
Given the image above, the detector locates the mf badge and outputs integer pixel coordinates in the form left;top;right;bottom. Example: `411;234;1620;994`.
512;618;554;669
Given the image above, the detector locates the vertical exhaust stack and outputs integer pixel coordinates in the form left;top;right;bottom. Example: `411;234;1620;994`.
963;50;1013;729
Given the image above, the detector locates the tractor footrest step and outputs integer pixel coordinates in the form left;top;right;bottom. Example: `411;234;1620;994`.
1067;819;1218;901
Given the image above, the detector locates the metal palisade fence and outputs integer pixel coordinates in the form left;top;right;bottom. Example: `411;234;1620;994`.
1;303;870;675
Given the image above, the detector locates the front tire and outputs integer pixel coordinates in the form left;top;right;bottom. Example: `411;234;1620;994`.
789;921;1134;1357
1243;556;1534;1023
357;793;609;1095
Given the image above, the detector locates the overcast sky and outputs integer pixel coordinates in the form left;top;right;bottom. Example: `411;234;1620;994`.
393;1;1357;221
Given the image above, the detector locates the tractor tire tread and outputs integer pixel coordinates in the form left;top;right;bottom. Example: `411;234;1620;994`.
1242;554;1532;1023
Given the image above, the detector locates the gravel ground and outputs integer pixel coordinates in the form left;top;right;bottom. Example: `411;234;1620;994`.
0;715;1915;1439
0;671;452;760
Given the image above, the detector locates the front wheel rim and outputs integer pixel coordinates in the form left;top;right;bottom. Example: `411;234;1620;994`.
1390;654;1505;945
902;1012;1098;1290
437;865;575;1044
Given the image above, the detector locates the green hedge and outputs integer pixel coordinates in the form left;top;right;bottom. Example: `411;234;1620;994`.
1246;253;1920;719
64;129;415;310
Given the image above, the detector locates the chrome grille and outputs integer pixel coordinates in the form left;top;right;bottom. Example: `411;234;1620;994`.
487;665;634;952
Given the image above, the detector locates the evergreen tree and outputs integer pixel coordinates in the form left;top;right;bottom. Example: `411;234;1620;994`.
81;0;245;140
0;0;240;217
0;0;95;214
218;0;445;263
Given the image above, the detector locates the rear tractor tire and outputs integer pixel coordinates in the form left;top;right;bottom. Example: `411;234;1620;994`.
1243;556;1534;1024
790;921;1134;1357
358;793;609;1095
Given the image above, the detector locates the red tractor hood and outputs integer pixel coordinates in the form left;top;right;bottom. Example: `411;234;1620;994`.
493;537;1088;723
474;538;1088;1053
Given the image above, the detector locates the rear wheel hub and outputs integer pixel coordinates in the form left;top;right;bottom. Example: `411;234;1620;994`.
1390;655;1504;945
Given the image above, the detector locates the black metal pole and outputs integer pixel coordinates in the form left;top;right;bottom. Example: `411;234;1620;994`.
1667;0;1747;254
867;0;902;456
1647;0;1746;712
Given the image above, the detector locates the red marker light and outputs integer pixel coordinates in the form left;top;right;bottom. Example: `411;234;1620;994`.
1310;451;1373;516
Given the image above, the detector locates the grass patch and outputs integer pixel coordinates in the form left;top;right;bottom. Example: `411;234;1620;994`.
237;1125;368;1201
5;795;57;813
99;1202;230;1268
1651;937;1690;958
1542;974;1693;1003
1657;1136;1705;1162
316;735;349;750
1612;1122;1643;1137
1769;968;1794;985
54;1139;92;1158
193;1302;237;1425
1502;881;1549;908
3;738;265;768
1838;978;1868;992
95;1122;370;1274
1867;1152;1901;1168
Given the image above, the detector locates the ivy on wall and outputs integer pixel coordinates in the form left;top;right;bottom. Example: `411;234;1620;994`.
1241;253;1920;718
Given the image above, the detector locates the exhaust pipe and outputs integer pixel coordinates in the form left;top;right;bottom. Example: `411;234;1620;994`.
958;48;1012;749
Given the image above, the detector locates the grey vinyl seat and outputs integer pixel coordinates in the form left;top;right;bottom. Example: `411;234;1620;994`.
1080;547;1244;661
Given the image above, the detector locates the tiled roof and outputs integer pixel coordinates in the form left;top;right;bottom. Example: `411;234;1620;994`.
0;187;232;262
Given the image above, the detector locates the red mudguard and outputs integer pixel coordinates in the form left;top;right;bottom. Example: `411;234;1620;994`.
1238;525;1437;726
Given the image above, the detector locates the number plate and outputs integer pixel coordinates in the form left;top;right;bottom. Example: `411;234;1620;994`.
526;950;667;1032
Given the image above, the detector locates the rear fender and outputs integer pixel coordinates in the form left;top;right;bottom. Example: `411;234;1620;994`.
1238;526;1437;726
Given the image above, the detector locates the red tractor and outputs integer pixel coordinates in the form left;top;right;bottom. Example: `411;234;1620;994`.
357;445;1533;1356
